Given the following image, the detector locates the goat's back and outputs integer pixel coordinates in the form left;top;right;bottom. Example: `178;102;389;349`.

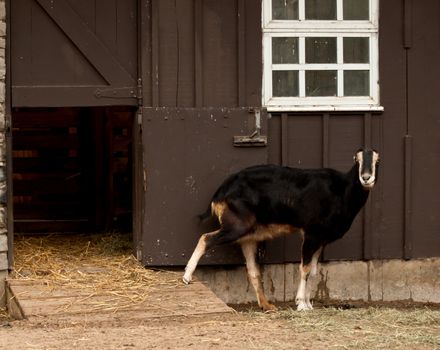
211;165;350;228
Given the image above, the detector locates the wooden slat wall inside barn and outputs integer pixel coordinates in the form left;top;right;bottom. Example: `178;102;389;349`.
103;108;133;231
12;107;133;233
12;108;90;232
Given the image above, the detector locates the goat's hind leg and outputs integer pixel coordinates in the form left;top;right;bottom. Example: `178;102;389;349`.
241;241;276;312
183;230;220;284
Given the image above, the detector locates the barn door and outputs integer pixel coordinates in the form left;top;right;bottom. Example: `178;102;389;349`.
11;0;138;107
136;0;266;265
140;108;267;265
10;0;139;238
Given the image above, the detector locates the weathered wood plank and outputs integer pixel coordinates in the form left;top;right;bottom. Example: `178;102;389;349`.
7;279;232;321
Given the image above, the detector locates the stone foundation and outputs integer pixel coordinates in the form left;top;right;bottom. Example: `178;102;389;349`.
195;258;440;305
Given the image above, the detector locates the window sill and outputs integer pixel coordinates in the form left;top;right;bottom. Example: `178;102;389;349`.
266;105;384;112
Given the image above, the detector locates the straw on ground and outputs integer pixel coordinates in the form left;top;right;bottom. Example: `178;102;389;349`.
12;233;180;312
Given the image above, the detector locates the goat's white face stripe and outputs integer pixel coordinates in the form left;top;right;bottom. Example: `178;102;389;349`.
356;150;379;188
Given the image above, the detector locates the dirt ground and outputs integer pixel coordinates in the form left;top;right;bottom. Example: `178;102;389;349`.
1;302;439;350
4;234;439;349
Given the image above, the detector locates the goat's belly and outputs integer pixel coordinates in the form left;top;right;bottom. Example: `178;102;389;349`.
237;224;303;243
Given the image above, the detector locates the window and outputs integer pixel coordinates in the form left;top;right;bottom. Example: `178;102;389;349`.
262;0;382;111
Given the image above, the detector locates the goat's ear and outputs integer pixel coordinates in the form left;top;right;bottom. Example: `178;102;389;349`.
373;150;380;163
353;155;357;163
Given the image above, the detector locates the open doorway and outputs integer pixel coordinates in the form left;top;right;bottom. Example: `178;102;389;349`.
11;107;134;234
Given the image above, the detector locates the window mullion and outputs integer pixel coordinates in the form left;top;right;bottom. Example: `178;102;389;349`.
298;0;305;21
299;36;306;97
337;0;343;21
337;36;344;97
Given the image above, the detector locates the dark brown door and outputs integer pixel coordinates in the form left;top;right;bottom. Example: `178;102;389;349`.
141;107;267;265
10;0;138;233
11;0;138;107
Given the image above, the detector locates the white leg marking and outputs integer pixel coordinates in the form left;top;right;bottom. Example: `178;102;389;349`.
296;270;310;311
296;247;323;311
183;231;218;284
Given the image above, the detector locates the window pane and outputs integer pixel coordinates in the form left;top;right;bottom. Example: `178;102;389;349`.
273;71;299;96
305;0;336;20
272;0;299;20
343;0;369;20
305;37;337;63
344;37;369;63
344;70;369;96
306;70;337;96
272;37;299;64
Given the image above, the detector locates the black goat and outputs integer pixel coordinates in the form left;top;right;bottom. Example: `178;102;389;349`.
183;149;380;311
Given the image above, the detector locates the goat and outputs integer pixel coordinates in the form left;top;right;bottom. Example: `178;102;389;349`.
183;148;380;311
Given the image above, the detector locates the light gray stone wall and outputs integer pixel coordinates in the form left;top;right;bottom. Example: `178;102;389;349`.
195;258;440;305
0;0;6;307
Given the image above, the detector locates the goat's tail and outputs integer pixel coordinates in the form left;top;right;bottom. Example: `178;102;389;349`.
197;203;212;222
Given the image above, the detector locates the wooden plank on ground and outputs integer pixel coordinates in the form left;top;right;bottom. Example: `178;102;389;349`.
7;278;232;322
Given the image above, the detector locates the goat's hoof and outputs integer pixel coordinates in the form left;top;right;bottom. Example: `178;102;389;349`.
261;303;277;312
296;299;313;311
295;298;313;311
182;275;192;284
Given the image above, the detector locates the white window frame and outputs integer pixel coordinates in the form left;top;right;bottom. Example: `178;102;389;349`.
262;0;383;112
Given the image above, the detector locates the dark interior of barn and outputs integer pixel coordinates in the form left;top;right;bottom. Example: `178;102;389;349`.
11;107;134;234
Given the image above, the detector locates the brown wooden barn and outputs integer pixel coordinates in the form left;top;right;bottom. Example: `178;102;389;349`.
2;0;439;304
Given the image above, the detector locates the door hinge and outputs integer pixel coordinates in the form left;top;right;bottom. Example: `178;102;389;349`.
137;78;143;107
94;79;143;105
94;86;138;100
137;111;143;126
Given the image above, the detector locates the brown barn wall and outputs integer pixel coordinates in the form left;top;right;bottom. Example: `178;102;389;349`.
3;0;440;280
138;0;440;265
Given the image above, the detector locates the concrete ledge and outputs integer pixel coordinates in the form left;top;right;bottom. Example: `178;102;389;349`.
0;252;7;270
0;234;6;252
194;258;440;305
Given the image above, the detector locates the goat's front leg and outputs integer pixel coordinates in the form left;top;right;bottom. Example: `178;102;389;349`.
296;238;322;311
296;263;312;311
183;230;220;284
241;241;276;312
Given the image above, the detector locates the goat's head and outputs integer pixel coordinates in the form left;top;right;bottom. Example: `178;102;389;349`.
354;148;380;189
